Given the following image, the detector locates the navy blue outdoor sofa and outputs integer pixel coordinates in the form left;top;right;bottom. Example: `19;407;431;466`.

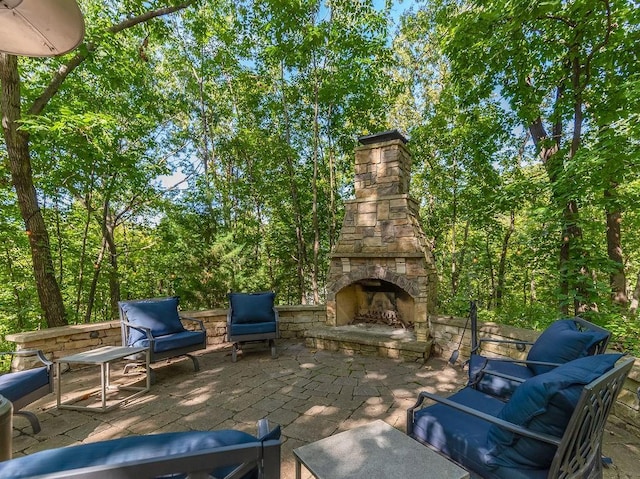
0;419;281;479
408;354;633;479
468;315;610;400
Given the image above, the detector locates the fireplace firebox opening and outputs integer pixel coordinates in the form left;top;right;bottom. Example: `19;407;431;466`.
335;279;415;329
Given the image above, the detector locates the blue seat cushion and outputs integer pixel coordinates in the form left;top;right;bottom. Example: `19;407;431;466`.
412;387;550;479
230;321;277;337
487;353;623;469
412;387;503;478
0;367;49;403
526;319;609;375
469;354;535;399
0;428;280;479
121;297;185;345
131;330;205;353
229;292;276;324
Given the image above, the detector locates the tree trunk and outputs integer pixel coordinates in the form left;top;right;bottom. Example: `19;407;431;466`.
630;271;640;315
486;235;495;309
604;188;627;305
75;201;92;321
496;210;515;309
280;61;307;303
529;83;589;315
311;72;320;305
327;114;337;251
0;54;67;327
84;238;107;323
450;156;459;296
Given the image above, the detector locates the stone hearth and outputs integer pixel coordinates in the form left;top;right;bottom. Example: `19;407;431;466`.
304;324;429;362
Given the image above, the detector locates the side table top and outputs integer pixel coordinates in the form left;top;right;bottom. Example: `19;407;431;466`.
293;419;469;479
57;346;147;364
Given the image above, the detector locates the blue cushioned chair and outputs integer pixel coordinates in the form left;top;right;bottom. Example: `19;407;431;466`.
0;350;52;434
119;296;207;375
0;418;281;479
408;354;633;479
468;315;610;400
227;292;279;362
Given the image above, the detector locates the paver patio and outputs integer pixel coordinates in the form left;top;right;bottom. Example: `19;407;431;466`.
9;340;640;479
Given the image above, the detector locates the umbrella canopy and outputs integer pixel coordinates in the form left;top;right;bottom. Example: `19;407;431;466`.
0;0;85;57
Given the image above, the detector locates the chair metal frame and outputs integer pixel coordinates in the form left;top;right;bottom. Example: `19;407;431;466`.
407;357;634;479
0;349;52;434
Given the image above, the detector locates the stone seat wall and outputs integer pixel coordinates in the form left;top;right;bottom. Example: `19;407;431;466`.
4;307;638;432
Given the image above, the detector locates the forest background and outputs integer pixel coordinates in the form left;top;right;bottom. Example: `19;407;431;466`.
1;0;639;354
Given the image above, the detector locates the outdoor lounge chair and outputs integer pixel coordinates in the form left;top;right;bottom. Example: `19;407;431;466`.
468;313;611;399
0;350;52;434
0;418;281;479
227;291;279;362
408;354;633;479
119;296;207;374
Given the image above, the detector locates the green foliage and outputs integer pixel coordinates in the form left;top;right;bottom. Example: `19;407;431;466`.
602;313;640;357
1;0;639;356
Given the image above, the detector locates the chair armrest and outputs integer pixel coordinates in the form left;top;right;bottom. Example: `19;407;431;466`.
257;418;271;438
470;357;563;386
121;321;155;340
408;390;561;446
179;316;205;331
474;338;534;354
0;349;53;368
478;357;562;370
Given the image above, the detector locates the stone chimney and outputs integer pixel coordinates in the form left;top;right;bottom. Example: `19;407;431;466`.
325;130;437;343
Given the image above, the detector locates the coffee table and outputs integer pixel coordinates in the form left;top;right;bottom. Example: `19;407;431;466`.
56;346;150;412
293;420;469;479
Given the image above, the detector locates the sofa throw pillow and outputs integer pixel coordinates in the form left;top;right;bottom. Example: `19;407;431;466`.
486;353;623;470
229;292;276;324
526;319;607;375
120;296;184;345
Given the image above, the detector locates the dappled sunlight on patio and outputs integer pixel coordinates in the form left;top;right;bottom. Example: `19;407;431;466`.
9;340;637;479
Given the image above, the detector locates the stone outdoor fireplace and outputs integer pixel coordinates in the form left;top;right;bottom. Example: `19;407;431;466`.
325;130;437;343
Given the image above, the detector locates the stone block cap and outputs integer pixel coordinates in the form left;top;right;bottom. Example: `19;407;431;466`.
358;129;408;145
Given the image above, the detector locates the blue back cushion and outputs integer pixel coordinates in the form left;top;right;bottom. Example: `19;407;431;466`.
526;319;608;375
487;353;623;469
120;297;184;345
229;292;276;324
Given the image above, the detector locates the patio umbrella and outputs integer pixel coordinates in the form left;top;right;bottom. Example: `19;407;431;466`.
0;0;85;57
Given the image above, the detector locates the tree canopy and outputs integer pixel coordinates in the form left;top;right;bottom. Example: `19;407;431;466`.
1;0;639;353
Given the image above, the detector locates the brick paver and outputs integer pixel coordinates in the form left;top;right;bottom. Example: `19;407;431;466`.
10;340;640;479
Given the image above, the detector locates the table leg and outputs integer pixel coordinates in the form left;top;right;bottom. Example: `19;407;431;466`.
55;361;62;408
106;361;111;389
145;348;151;391
296;458;301;479
100;362;107;411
